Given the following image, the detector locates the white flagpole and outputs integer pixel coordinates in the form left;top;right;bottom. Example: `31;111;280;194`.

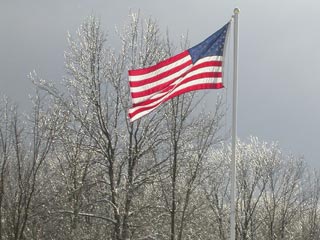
230;7;240;240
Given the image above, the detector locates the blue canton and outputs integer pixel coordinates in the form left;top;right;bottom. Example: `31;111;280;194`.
188;23;230;64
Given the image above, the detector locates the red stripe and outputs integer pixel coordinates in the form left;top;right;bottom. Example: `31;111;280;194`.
195;60;222;67
130;61;222;99
129;83;223;120
129;59;192;87
131;79;175;99
129;60;222;88
128;51;189;76
131;71;222;99
132;94;164;108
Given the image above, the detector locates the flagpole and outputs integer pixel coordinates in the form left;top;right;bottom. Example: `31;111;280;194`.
230;7;239;240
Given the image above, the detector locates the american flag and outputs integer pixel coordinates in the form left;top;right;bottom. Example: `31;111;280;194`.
128;22;230;122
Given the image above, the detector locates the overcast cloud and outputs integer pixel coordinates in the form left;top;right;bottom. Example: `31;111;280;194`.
1;0;319;167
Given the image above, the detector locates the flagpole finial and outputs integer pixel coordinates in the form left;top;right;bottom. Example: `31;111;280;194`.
234;8;240;14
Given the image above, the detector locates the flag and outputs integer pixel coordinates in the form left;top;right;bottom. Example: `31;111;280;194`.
128;22;230;122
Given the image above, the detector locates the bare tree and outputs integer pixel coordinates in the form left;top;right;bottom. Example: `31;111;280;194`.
201;138;309;240
144;89;226;240
36;13;171;240
0;92;62;240
235;138;271;240
0;96;14;240
260;149;306;240
202;147;230;240
300;170;320;240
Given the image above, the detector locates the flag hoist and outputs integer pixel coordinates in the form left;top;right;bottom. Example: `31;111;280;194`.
128;9;240;240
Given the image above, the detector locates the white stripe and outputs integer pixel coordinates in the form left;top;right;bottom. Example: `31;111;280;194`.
132;89;168;106
193;55;223;64
130;55;224;105
130;55;223;93
130;107;156;122
129;63;193;94
129;55;222;82
129;77;222;115
131;64;222;105
129;55;191;82
130;66;223;94
129;77;222;122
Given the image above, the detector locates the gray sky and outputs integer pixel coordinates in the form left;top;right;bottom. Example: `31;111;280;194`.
1;0;320;167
